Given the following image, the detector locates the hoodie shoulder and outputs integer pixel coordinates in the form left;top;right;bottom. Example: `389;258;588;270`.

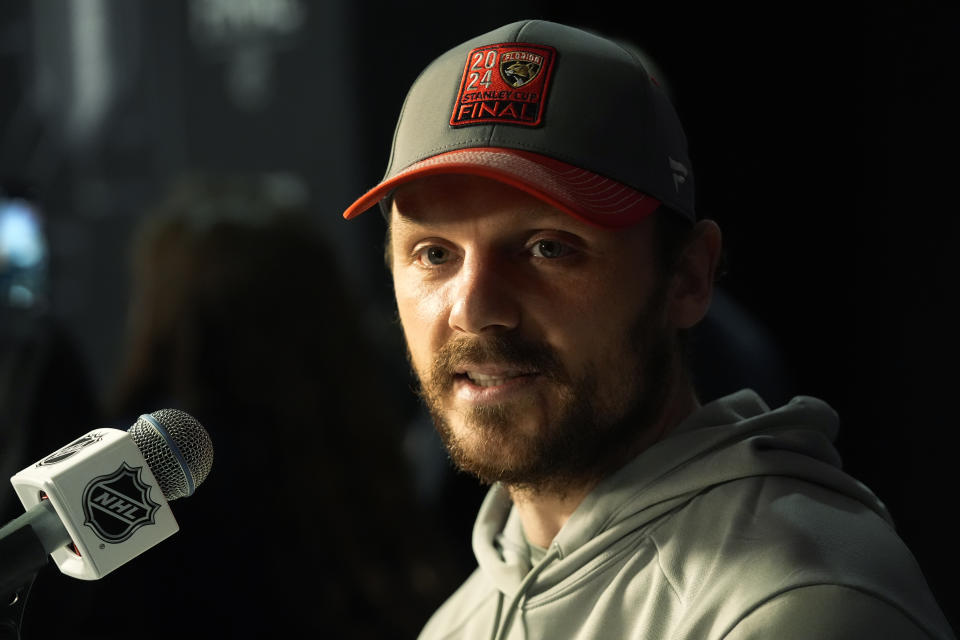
723;584;948;640
651;475;952;638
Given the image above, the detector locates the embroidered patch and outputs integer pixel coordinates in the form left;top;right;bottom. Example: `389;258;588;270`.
450;43;556;127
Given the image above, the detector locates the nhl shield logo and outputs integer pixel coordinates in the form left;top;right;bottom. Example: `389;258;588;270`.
82;462;161;543
38;432;104;466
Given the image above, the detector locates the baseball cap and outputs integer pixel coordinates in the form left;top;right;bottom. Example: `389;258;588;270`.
342;20;695;228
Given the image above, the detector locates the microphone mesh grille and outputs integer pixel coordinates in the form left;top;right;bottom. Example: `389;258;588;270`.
127;409;214;501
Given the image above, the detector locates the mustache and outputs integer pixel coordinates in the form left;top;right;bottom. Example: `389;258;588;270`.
425;334;567;391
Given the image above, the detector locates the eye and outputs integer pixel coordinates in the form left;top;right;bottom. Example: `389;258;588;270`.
530;239;573;259
415;245;452;266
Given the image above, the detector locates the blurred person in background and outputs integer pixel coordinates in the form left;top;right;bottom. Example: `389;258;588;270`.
19;172;463;639
1;182;102;526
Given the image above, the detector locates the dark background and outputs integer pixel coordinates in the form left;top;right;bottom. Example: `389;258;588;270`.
2;0;956;633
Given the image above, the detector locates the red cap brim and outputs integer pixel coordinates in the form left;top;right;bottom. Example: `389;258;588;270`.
343;147;660;229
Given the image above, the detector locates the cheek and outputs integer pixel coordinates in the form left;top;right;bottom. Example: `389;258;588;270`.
536;274;648;366
393;274;449;369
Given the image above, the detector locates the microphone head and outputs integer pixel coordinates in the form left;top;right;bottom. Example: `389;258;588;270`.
127;409;214;501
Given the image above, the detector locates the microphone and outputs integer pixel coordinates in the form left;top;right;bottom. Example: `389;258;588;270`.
0;409;213;596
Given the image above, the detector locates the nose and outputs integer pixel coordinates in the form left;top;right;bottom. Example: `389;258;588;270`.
448;252;520;335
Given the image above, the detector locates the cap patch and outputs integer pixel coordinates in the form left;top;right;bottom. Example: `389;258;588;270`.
450;43;556;128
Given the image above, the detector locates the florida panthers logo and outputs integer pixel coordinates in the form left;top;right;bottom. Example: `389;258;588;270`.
500;53;543;88
82;462;160;543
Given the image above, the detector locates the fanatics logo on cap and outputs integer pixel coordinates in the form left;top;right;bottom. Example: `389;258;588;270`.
450;42;556;127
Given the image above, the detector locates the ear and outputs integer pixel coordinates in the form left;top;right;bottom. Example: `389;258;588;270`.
668;219;722;329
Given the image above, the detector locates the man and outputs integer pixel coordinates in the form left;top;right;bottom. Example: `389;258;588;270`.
342;19;955;640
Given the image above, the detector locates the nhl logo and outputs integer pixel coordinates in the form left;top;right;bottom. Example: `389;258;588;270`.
38;432;104;466
82;462;161;543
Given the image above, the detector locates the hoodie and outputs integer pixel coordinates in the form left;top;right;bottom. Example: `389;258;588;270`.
418;390;956;639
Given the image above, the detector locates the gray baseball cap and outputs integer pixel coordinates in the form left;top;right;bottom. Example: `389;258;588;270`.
343;19;695;228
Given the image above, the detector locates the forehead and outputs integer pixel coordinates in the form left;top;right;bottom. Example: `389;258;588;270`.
390;173;584;232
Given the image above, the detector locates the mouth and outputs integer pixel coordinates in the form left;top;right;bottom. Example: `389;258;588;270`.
455;366;539;388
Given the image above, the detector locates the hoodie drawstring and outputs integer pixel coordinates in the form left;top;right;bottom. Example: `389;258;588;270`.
490;592;503;640
493;546;561;640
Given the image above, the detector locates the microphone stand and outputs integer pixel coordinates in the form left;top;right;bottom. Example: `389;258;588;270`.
1;503;59;640
1;573;35;640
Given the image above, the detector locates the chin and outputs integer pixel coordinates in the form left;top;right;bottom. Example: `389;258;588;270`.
436;407;549;483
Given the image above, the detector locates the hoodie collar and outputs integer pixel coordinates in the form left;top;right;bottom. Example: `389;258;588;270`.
471;390;889;597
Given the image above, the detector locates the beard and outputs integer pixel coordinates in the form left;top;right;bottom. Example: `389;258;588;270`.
411;285;677;495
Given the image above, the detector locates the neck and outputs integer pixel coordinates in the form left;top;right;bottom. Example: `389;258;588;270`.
508;379;700;549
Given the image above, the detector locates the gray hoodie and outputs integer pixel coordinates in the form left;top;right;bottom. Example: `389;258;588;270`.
419;390;955;639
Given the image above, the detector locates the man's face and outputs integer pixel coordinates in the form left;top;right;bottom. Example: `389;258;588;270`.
389;174;679;493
